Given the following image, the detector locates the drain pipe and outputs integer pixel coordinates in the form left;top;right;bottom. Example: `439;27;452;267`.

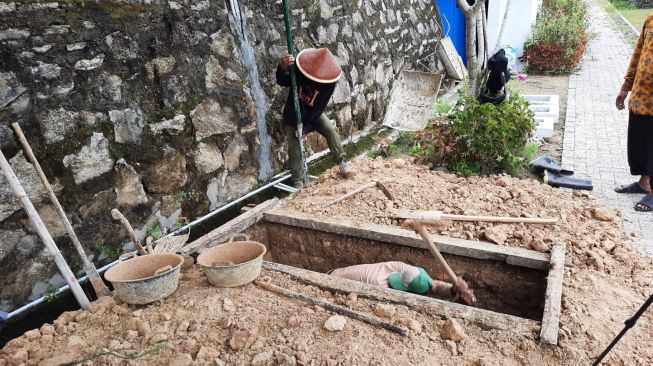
4;125;382;320
4;172;292;320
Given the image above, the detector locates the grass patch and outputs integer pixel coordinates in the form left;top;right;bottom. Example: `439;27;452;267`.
620;8;651;29
597;0;640;47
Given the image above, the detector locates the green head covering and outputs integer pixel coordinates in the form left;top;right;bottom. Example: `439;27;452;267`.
388;267;432;294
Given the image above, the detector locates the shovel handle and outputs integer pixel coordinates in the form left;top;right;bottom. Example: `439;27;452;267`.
408;221;459;285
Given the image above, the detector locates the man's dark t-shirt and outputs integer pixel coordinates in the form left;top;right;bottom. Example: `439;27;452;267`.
276;65;336;134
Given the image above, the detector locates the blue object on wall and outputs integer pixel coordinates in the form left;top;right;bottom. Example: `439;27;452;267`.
436;0;467;65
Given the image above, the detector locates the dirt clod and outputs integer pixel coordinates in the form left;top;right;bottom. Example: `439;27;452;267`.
251;350;274;366
167;353;193;366
372;303;396;318
443;319;465;341
323;315;347;331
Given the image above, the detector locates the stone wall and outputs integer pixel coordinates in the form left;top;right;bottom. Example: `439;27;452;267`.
0;0;442;311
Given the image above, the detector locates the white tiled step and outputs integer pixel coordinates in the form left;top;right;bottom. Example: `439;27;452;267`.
535;117;555;138
523;94;560;105
529;104;559;124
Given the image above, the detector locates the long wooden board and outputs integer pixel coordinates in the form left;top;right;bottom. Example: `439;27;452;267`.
181;198;279;254
263;261;539;334
263;211;551;270
540;245;565;346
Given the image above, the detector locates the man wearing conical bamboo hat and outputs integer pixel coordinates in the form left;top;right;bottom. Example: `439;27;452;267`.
276;48;354;188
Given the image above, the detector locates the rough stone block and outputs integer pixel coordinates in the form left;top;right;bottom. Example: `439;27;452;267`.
109;108;145;143
62;132;114;184
0;152;58;221
0;72;26;109
190;99;237;141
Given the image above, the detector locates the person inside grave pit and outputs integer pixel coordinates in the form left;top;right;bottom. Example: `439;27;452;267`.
329;261;475;305
276;48;354;189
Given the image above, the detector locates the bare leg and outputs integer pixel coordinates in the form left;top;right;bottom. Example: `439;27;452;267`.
639;175;651;192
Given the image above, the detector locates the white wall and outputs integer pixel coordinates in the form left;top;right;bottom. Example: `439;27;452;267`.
487;0;541;57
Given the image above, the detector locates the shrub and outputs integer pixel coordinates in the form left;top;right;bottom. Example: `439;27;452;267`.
610;0;637;10
523;0;589;73
417;90;536;176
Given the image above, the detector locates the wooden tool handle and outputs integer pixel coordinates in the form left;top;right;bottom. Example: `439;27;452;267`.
392;210;557;225
440;214;558;225
256;280;408;336
145;236;154;254
325;181;378;207
111;208;148;255
12;123;111;297
408;221;458;285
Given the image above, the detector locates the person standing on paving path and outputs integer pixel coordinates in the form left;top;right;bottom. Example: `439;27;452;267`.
615;14;653;212
276;48;354;189
329;261;475;305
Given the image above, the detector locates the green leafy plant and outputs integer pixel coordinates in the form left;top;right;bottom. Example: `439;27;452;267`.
368;148;382;159
417;89;536;176
44;284;60;303
523;0;589;73
308;0;319;14
433;98;453;116
146;224;163;241
96;244;120;261
175;191;188;204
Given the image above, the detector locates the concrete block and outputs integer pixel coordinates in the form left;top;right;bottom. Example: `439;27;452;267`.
535;117;555;138
523;94;560;106
529;104;559;124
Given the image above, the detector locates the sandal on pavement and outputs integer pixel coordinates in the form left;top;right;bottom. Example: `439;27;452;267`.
615;182;649;194
635;194;653;212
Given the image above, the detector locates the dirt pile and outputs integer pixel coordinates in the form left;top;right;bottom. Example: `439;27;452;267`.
1;158;652;365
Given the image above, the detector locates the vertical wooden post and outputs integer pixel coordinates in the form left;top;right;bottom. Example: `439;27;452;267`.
12;123;110;297
0;150;90;309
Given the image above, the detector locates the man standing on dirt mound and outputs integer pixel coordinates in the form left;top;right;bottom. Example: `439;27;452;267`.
276;48;354;189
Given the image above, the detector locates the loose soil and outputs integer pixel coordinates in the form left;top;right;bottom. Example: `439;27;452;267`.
2;158;653;366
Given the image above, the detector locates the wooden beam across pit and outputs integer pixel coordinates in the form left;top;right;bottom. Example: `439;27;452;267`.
262;210;551;270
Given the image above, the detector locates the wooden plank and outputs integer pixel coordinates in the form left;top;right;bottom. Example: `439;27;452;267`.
263;262;539;334
540;245;565;346
263;211;550;270
181;198;279;254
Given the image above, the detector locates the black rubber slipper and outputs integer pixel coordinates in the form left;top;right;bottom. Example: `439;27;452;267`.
635;194;653;212
615;182;649;194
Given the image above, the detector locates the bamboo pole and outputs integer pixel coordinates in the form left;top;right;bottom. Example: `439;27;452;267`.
12;123;110;297
0;150;90;309
256;280;408;336
282;0;309;185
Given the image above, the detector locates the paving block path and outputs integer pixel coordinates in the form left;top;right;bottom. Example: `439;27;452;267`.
562;0;653;254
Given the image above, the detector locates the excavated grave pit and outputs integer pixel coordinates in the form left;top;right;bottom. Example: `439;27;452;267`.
245;221;548;321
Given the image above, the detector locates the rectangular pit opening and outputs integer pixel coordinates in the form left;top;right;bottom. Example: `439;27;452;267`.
245;221;547;321
190;201;564;345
